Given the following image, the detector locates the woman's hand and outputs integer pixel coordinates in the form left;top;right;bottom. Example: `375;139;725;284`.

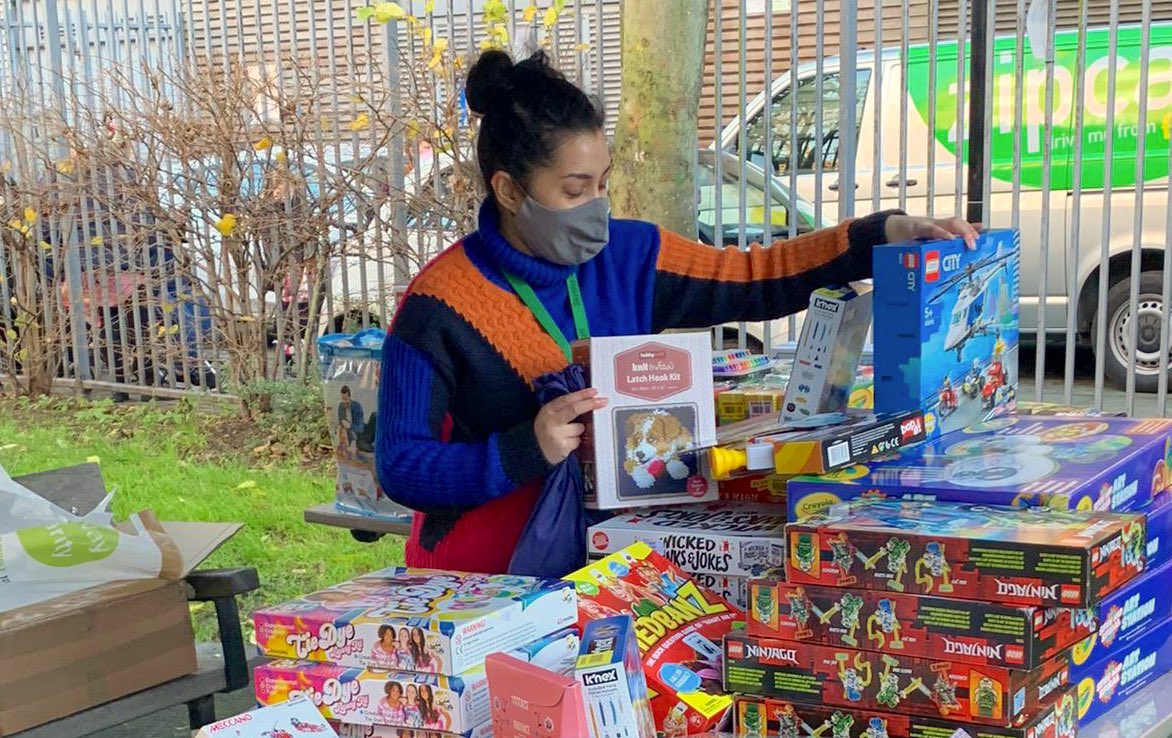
885;215;979;250
534;388;608;465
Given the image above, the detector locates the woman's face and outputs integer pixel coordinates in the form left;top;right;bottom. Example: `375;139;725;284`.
500;129;610;212
412;629;425;648
406;684;418;704
389;684;402;702
398;629;411;647
381;628;395;646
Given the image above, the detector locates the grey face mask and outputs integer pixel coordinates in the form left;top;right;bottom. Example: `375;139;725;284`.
512;194;611;266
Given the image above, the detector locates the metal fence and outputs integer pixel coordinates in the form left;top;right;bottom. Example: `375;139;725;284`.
1;0;1171;417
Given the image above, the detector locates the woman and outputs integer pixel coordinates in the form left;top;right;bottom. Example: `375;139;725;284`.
410;627;435;672
376;49;976;574
370;625;398;671
417;685;445;730
377;681;407;725
404;683;423;728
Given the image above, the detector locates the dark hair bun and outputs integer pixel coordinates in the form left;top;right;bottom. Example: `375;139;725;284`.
465;49;515;116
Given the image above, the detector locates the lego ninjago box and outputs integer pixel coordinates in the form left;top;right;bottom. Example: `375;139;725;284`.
747;577;1096;670
732;691;1077;738
785;500;1147;608
563;542;740;736
723;632;1070;727
873;229;1020;438
786;415;1172;521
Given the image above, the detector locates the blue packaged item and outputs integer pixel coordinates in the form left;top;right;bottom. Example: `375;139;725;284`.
786;415;1172;521
873;229;1020;437
510;627;581;676
1069;616;1172;725
1144;494;1172;568
1071;560;1172;674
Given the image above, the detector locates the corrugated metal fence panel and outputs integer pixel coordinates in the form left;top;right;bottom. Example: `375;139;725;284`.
936;0;1171;32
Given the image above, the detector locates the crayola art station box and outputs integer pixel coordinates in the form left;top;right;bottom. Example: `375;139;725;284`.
565;542;740;735
1068;616;1172;725
785;415;1172;521
872;229;1020;437
253;569;577;674
572;333;718;510
785;500;1147;608
747;577;1096;670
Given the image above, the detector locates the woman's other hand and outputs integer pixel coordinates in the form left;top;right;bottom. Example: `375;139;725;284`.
885;215;979;250
534;388;608;465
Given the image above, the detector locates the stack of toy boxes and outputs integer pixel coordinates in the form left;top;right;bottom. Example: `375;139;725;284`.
251;569;580;737
586;502;786;610
724;499;1152;737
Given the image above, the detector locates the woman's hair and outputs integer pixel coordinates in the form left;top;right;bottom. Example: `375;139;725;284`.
410;627;427;664
384;681;402;698
418;684;439;724
464;49;604;194
378;625;395;641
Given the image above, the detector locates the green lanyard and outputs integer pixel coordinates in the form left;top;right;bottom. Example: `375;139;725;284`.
503;271;590;362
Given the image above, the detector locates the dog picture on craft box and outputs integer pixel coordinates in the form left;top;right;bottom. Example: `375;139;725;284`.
614;404;700;499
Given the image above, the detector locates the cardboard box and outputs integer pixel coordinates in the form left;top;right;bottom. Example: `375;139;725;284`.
0;519;239;737
716;473;788;505
782;285;873;421
565;542;738;735
1068;616;1172;725
576;616;657;738
198;695;338;738
709;409;927;480
572;333;718;509
1145;494;1172;569
587;502;786;578
486;653;588;738
1071;560;1172;673
873;229;1020;436
253;570;577;675
692;573;749;611
786;415;1172;521
333;721;494;738
785;500;1147;608
724;632;1070;727
747;577;1095;670
732;692;1076;738
1016;402;1125;418
320;333;413;522
510;627;581;677
255;660;488;732
716;388;785;426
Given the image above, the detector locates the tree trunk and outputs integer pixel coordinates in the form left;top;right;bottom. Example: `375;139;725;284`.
610;0;710;238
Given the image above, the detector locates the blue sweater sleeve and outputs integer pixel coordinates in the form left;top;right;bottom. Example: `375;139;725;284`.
374;335;548;514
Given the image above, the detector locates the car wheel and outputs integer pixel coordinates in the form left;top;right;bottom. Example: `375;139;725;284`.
1093;271;1171;393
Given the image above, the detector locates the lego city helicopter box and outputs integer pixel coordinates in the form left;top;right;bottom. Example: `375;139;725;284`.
873;229;1020;438
785;415;1172;521
723;632;1069;727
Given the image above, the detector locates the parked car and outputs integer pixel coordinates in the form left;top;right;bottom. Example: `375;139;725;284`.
717;22;1172;390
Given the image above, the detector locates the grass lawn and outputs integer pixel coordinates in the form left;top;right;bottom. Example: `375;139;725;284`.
0;395;402;642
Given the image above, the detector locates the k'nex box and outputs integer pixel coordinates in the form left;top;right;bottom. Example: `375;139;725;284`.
1068;616;1172;725
872;229;1020;437
785;415;1172;521
747;576;1096;670
732;691;1076;738
784;500;1147;608
723;632;1069;727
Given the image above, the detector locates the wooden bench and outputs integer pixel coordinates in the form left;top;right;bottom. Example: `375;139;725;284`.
303;502;412;542
10;464;262;738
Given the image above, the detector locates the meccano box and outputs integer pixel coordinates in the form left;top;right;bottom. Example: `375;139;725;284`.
333;721;494;738
587;502;786;578
1068;616;1172;725
724;632;1070;727
786;415;1172;521
782;285;873;421
785;500;1147;608
573;333;718;510
693;573;749;611
565;542;739;735
873;229;1020;436
253;569;577;675
732;692;1076;738
1071;560;1172;673
748;577;1095;670
255;660;488;731
198;696;338;738
576;616;657;738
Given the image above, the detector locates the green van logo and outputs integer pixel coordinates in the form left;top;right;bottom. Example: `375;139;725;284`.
906;24;1172;190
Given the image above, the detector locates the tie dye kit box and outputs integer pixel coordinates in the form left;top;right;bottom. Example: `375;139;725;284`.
587;502;786;578
572;333;718;510
786;415;1172;522
252;569;577;675
872;229;1020;438
785;500;1147;608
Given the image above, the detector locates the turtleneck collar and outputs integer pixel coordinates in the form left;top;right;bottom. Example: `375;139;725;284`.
475;198;577;288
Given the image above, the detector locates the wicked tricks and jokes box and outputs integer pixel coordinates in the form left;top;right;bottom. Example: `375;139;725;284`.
723;632;1069;727
786;415;1172;521
873;229;1020;437
587;502;786;578
253;570;577;675
747;577;1096;670
785;500;1147;608
731;691;1076;738
564;542;740;735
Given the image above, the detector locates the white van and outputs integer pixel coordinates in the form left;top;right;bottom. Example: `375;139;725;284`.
718;23;1172;390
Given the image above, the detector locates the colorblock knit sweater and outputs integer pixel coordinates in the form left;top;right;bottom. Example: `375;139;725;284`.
376;200;897;574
